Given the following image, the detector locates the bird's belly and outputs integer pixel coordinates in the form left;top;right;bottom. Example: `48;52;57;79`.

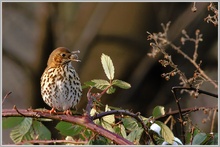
41;66;82;111
53;80;73;111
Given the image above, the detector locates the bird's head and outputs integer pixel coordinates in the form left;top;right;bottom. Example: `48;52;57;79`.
47;47;80;67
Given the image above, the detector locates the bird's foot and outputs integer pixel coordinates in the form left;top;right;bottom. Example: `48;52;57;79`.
49;107;56;114
63;109;72;115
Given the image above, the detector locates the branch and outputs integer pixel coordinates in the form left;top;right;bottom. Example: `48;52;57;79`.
2;108;133;145
172;86;218;98
17;139;87;145
155;106;218;120
171;88;186;144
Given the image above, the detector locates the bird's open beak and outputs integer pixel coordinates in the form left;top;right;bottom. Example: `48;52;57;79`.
70;50;81;62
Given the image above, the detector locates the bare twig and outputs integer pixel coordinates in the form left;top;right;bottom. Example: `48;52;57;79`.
171;88;185;144
155;106;218;120
147;22;218;89
204;2;218;26
210;109;217;134
191;2;197;12
2;91;12;104
17;139;87;145
172;86;218;98
13;105;26;117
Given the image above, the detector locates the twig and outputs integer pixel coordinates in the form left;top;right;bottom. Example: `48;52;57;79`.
172;86;218;98
85;87;94;119
100;84;112;96
191;2;197;12
204;2;218;26
2;91;12;104
210;109;217;134
155;106;218;120
13;105;26;117
171;88;185;144
17;139;87;145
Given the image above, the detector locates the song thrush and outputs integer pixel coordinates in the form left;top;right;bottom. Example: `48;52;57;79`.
40;47;82;114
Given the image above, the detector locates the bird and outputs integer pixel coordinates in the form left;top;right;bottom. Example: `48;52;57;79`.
40;47;82;115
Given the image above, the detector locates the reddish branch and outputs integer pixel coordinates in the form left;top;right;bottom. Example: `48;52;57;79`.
2;108;133;145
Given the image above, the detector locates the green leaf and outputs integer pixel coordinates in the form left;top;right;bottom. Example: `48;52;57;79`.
10;117;33;143
122;117;138;131
210;133;218;145
31;120;51;140
82;81;96;89
56;121;83;136
101;120;115;133
102;105;115;124
84;129;93;139
192;133;207;145
112;79;131;89
119;124;127;138
155;121;174;144
139;116;149;125
2;117;24;129
101;53;115;80
114;124;127;138
90;136;109;145
106;86;116;94
126;127;143;143
91;79;110;90
152;106;165;118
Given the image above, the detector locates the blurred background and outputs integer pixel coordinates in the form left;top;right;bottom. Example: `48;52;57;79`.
2;2;218;144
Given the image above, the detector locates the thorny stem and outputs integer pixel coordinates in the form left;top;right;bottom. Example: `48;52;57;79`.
85;87;94;119
2;108;133;145
85;84;112;118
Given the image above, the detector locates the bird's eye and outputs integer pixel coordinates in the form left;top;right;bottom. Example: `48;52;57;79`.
61;53;66;57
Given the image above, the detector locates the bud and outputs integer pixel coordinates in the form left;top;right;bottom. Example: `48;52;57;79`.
165;76;170;81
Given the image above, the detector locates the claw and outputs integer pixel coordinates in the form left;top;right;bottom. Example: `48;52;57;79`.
49;107;56;114
63;109;72;115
